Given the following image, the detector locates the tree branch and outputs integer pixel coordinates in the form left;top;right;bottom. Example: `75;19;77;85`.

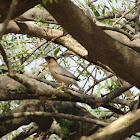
0;0;39;23
9;73;100;107
7;73;126;114
42;0;140;89
13;124;39;140
0;100;100;139
0;43;14;75
0;21;88;57
17;7;57;24
112;1;140;27
0;0;18;39
0;89;39;101
81;109;140;140
100;82;132;103
0;111;109;127
0;114;32;138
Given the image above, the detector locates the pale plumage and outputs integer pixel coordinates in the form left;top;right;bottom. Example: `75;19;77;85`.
45;56;80;89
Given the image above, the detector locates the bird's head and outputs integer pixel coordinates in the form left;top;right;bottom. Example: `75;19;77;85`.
44;56;57;64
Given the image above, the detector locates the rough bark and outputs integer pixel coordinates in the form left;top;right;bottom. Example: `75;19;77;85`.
0;21;87;57
0;0;140;139
0;99;99;139
41;0;140;89
81;109;140;140
0;0;39;23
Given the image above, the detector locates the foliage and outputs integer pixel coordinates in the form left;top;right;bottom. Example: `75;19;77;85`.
0;0;140;139
59;119;75;138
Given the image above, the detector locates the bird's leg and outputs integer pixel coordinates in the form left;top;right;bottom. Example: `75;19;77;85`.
55;83;65;91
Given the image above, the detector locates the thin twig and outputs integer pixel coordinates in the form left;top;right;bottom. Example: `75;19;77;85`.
71;57;97;81
0;43;14;75
111;19;135;34
87;0;97;6
112;1;140;27
100;83;132;103
83;66;95;89
86;74;114;92
22;33;67;63
22;40;48;63
90;66;98;94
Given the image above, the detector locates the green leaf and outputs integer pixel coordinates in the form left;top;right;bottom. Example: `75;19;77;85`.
41;64;46;68
77;69;81;73
102;8;105;14
54;48;60;56
48;94;57;99
104;5;110;10
94;10;100;17
27;35;33;38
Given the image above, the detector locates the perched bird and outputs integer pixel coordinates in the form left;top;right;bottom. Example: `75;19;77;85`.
44;56;81;90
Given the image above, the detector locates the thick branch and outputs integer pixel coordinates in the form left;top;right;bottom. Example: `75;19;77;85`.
0;0;18;39
9;74;100;107
0;89;38;101
0;0;39;23
100;82;132;103
9;74;128;113
13;124;39;140
0;115;32;138
42;0;140;89
17;7;57;24
0;21;87;57
0;111;108;127
0;100;99;139
8;74;126;114
81;109;140;140
0;20;127;72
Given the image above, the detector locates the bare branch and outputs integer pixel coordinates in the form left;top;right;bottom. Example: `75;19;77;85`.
0;89;38;101
8;74;126;114
97;11;124;20
17;7;56;23
135;0;140;33
13;124;39;140
0;21;88;57
99;25;133;40
0;0;18;39
112;98;132;106
9;74;100;107
100;82;132;103
42;0;140;89
112;1;140;27
86;74;114;93
110;19;135;34
0;111;109;127
81;109;140;140
0;43;14;75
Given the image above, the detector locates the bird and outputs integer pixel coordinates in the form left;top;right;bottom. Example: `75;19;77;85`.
44;56;82;91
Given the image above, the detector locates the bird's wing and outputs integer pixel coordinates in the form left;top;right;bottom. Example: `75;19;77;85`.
54;65;79;81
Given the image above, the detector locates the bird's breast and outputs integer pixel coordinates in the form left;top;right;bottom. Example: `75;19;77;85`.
50;68;75;85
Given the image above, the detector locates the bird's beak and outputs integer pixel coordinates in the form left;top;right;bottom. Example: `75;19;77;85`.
42;56;45;59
